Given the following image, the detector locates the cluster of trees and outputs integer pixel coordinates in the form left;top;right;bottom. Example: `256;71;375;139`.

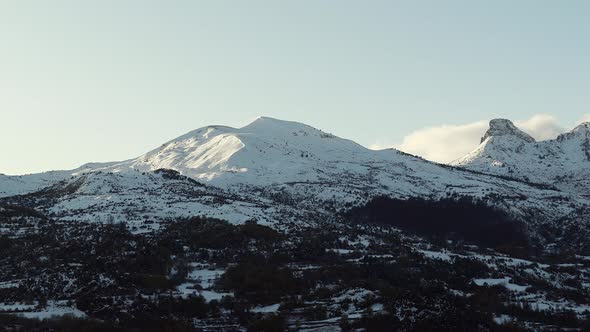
221;257;299;304
3;205;590;331
153;168;204;187
159;217;283;252
0;313;200;332
0;204;46;220
346;196;530;251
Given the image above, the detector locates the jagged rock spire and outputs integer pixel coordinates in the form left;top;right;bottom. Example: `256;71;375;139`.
481;119;535;143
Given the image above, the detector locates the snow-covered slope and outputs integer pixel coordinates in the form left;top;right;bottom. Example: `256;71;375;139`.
1;117;589;242
453;119;590;197
108;117;383;186
102;116;579;210
0;162;120;198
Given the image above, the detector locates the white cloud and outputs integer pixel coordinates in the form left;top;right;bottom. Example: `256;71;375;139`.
514;114;563;141
388;114;567;164
393;121;488;164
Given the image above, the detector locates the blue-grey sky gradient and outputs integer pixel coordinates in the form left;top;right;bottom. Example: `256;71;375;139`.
1;1;589;174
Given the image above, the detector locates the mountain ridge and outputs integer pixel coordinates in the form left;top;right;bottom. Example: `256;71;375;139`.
453;118;590;197
1;116;588;252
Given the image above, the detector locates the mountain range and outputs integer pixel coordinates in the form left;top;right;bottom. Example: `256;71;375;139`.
1;116;589;247
453;118;590;198
3;116;590;330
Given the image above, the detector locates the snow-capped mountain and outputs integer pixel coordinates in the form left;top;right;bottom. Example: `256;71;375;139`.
5;116;590;330
111;116;375;186
1;116;589;242
453;119;590;197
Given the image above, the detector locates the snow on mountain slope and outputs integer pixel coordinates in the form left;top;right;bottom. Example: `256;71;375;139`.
453;119;590;197
2;116;589;241
7;118;581;228
40;170;291;232
109;117;376;186
104;116;556;201
0;162;120;198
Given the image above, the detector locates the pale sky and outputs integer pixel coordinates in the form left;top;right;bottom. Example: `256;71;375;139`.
1;1;589;174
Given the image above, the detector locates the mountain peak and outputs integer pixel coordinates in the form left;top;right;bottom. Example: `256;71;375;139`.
240;117;338;140
242;116;315;132
570;121;590;134
481;119;535;143
557;121;590;142
116;116;367;186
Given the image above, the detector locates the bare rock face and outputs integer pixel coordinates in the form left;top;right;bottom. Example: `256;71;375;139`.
481;119;536;143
